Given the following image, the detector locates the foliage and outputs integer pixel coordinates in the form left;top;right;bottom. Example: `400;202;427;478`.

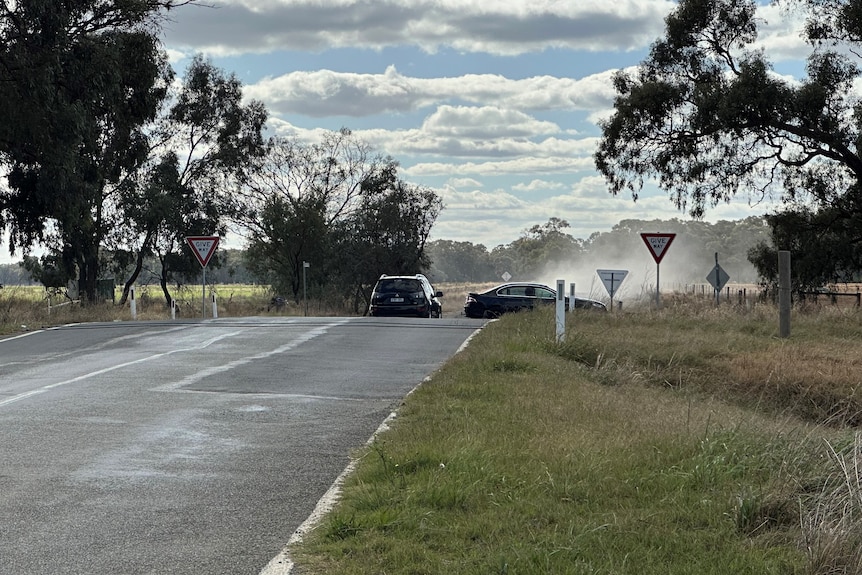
426;240;496;282
19;255;74;291
243;129;390;303
0;0;195;302
595;0;862;286
0;1;194;302
244;129;442;309
116;55;267;306
503;217;583;278
332;174;443;313
748;207;862;291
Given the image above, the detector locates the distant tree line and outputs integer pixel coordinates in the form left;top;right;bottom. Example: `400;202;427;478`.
427;216;774;285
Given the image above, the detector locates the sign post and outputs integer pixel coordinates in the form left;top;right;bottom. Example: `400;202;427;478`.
706;252;730;306
640;233;676;310
303;261;310;316
186;236;220;319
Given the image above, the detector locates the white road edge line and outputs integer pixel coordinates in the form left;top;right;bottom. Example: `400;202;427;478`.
259;323;487;575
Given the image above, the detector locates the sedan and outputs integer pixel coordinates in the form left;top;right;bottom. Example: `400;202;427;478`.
464;282;607;318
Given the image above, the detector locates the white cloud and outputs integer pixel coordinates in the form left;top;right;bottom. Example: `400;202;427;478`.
164;0;675;57
512;179;567;192
245;66;620;118
755;3;810;62
446;178;483;189
422;106;559;139
406;155;596;177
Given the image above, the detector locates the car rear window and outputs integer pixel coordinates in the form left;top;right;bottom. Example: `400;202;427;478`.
376;279;422;293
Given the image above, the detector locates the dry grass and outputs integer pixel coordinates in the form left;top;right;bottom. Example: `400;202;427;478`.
435;281;496;317
0;283;352;335
802;433;862;574
294;305;862;575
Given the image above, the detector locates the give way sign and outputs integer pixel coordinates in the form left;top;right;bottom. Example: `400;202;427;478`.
640;233;676;264
187;236;220;268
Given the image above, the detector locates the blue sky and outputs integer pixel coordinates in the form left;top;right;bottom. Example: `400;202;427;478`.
153;2;813;253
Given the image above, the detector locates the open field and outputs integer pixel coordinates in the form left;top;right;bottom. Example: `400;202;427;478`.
0;283;336;335
291;300;862;575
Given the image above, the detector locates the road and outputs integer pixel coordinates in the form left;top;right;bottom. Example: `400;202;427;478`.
0;316;484;574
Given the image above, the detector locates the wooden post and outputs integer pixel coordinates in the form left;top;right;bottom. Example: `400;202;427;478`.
778;251;791;338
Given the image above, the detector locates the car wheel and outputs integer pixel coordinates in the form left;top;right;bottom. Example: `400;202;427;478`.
483;309;499;319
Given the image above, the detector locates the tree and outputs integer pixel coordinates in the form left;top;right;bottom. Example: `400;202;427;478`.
245;194;327;302
333;175;442;313
116;56;267;305
748;207;862;291
594;0;862;283
0;0;195;302
243;129;399;302
426;240;496;282
501;218;583;278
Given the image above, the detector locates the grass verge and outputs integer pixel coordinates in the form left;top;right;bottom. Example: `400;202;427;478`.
292;303;862;575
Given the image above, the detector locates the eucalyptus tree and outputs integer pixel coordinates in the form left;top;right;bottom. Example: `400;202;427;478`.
115;56;267;306
243;129;397;302
594;0;862;285
332;172;443;312
0;0;195;302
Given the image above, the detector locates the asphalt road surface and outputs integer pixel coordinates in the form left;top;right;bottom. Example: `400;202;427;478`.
0;316;484;575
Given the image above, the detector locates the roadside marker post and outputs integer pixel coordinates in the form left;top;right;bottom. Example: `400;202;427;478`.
187;236;220;319
640;233;676;310
556;279;566;343
130;285;137;320
778;251;791;338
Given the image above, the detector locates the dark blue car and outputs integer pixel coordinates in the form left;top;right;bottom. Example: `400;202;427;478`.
464;282;606;318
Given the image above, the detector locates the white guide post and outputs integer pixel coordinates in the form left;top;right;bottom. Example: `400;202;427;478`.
130;286;137;320
556;279;566;343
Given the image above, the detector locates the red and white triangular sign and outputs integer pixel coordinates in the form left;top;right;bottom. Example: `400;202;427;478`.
640;233;676;264
186;236;220;268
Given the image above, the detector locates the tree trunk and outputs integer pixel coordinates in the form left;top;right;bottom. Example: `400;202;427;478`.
78;247;100;304
119;229;155;305
159;258;173;307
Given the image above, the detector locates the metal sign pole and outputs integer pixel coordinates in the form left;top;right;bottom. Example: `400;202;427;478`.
201;266;206;319
714;253;720;306
656;263;661;310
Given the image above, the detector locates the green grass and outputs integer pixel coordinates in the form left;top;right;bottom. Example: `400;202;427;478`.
292;302;862;575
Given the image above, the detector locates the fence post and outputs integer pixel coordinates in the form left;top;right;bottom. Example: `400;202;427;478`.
778;251;791;338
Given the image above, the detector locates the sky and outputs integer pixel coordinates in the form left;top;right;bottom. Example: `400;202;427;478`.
155;0;812;253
